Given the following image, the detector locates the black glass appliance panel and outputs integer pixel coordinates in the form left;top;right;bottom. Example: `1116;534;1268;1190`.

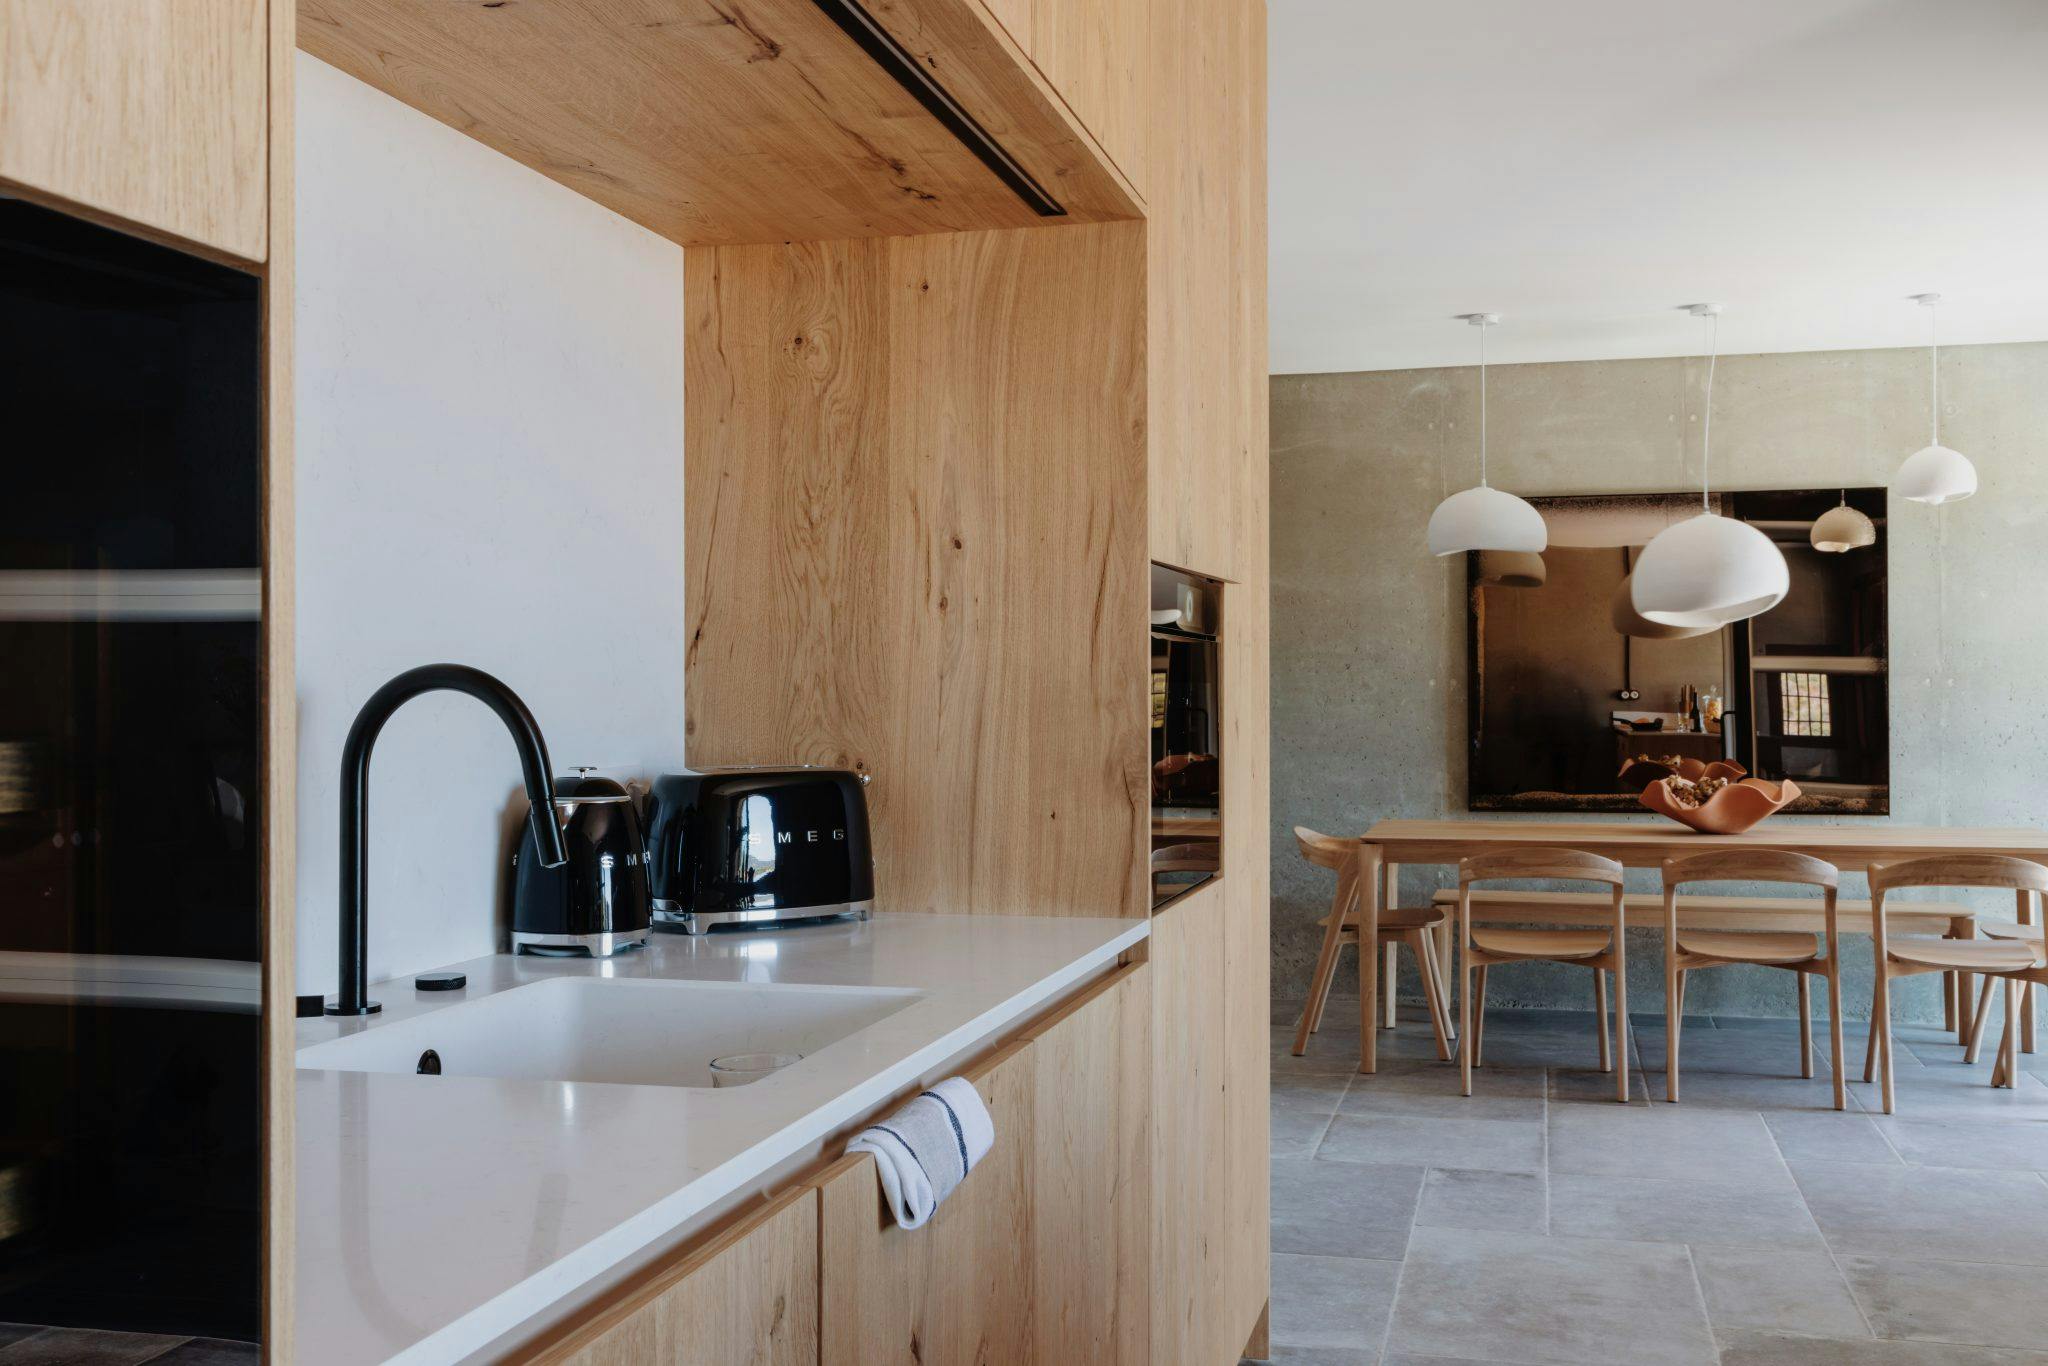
0;198;261;1342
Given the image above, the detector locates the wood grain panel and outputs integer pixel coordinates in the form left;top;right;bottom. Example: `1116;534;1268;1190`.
1142;2;1270;1361
1020;959;1151;1364
298;0;1140;248
1022;0;1151;196
518;1188;819;1366
816;962;1149;1365
261;0;296;1353
0;0;267;262
684;222;1148;919
816;1043;1037;1365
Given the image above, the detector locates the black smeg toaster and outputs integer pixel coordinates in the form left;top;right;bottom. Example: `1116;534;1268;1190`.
644;768;874;934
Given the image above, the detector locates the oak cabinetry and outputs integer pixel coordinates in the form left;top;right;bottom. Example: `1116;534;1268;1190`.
973;0;1152;197
816;960;1151;1365
515;1188;820;1366
1;0;268;261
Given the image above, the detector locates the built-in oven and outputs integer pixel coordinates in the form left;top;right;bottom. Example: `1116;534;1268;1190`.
1150;566;1221;908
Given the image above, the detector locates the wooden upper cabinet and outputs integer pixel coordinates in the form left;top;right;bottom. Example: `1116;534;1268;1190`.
1;0;268;262
299;0;1141;247
514;1186;819;1366
816;960;1150;1365
979;0;1150;198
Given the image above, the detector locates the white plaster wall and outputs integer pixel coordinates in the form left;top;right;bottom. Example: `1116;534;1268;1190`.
293;54;687;994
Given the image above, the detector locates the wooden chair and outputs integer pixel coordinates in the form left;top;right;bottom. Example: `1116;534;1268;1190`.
1661;850;1845;1109
1290;828;1453;1062
1150;841;1218;901
1967;914;2040;1079
1863;855;2048;1113
1456;848;1631;1103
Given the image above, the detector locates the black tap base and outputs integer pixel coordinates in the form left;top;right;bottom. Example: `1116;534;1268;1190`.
324;1001;383;1016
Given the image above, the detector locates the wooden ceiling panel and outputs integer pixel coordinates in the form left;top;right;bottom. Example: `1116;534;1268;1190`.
299;0;1141;246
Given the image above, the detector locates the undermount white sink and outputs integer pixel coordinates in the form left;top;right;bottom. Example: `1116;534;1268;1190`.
294;976;924;1089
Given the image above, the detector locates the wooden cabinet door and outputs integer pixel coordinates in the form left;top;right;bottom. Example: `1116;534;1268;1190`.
518;1187;818;1366
816;960;1150;1366
0;0;268;261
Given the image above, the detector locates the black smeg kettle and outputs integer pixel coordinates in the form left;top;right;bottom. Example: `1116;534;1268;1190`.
510;770;651;955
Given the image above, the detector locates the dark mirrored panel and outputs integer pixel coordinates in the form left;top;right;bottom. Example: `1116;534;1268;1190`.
0;198;262;1343
1151;566;1221;906
1469;489;1888;814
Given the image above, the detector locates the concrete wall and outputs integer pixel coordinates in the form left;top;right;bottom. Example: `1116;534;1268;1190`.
1270;340;2048;1021
294;55;687;993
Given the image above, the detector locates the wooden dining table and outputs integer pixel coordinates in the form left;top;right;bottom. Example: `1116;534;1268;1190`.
1350;819;2048;1073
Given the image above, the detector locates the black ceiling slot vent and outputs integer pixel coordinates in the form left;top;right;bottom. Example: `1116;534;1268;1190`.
808;0;1067;217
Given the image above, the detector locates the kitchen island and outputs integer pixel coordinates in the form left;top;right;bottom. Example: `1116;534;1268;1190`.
294;911;1146;1364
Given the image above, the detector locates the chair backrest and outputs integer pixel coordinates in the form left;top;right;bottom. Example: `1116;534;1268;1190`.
1293;826;1355;872
1460;847;1625;887
1152;842;1219;873
1870;854;2048;895
1662;848;1839;890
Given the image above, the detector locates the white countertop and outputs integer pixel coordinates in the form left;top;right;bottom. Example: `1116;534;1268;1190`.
294;911;1147;1365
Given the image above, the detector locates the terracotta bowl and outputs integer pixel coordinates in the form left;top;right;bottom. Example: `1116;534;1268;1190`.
1616;756;1748;790
1640;776;1801;835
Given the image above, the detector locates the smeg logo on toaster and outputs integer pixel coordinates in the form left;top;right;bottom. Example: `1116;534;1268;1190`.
775;828;847;844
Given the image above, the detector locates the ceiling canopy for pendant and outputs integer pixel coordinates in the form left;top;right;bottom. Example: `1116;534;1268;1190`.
1425;314;1548;557
1893;294;1977;505
1810;499;1877;553
1630;305;1789;630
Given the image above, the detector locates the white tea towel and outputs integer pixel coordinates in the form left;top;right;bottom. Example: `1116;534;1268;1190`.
846;1077;995;1229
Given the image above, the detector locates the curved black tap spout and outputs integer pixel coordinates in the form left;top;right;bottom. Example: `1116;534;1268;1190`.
329;664;568;1016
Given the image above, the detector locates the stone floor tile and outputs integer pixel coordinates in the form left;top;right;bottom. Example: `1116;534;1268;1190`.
1273;1067;1356;1117
1716;1329;2048;1364
1271;1157;1424;1260
1842;1253;2048;1350
144;1343;259;1366
1547;1104;1795;1188
1273;1105;1339;1159
1792;1161;2048;1264
1690;1245;1870;1338
1413;1168;1547;1234
0;1329;192;1366
1269;1252;1401;1352
1319;1113;1544;1174
1764;1111;1901;1164
1871;1115;2048;1171
1546;1172;1823;1249
1383;1226;1716;1366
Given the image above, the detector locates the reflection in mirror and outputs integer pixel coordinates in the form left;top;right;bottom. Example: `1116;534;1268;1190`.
1151;565;1221;906
1469;489;1888;813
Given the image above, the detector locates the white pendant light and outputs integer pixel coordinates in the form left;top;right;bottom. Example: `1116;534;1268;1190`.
1426;314;1547;556
1810;494;1876;553
1893;293;1977;504
1631;304;1789;629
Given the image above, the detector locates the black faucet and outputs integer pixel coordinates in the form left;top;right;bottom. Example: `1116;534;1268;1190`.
328;664;568;1016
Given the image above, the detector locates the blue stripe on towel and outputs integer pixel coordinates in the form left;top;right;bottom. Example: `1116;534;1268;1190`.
920;1089;971;1174
870;1123;928;1180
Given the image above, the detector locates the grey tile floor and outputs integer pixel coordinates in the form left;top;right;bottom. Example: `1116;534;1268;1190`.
0;1326;256;1365
1251;999;2048;1366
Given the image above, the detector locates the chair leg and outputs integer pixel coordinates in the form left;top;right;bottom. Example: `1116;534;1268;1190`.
1827;962;1846;1112
1436;916;1458;1041
1965;975;1996;1064
1665;955;1681;1105
1863;1007;1879;1084
1413;932;1452;1063
1612;953;1632;1105
1293;879;1355;1056
1595;969;1612;1073
1384;948;1399;1029
2001;980;2020;1089
2025;981;2037;1055
1797;971;1814;1080
1459;953;1475;1098
1873;965;1896;1114
1944;967;1958;1034
1472;965;1490;1067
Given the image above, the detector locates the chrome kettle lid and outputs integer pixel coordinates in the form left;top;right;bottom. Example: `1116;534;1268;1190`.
550;768;631;807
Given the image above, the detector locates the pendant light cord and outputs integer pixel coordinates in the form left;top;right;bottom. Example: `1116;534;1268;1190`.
1928;297;1940;446
1478;320;1489;487
1700;310;1719;511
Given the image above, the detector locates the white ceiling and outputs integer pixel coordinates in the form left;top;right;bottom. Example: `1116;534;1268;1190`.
1269;0;2048;374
